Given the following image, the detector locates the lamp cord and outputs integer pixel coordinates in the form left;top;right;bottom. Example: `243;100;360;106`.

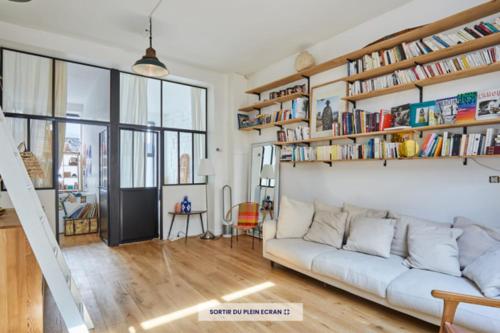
470;157;500;172
147;0;162;48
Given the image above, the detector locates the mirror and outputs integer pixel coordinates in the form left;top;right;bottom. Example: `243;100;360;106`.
248;142;279;220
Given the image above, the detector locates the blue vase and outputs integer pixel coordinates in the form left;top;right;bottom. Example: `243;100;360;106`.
181;196;191;213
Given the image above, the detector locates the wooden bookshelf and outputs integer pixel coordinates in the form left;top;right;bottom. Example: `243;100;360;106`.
240;118;308;131
281;154;500;164
341;33;500;82
238;92;308;112
244;1;500;95
343;62;500;102
274;119;500;146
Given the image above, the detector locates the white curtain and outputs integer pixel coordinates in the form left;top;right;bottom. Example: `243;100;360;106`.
2;50;52;115
120;74;148;125
190;87;204;130
133;132;145;187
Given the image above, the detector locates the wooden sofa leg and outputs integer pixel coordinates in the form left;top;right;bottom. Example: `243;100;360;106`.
270;261;274;268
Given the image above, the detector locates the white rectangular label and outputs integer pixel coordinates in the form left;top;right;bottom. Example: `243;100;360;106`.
198;303;303;321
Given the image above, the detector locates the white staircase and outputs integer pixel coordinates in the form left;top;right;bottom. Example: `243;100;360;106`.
0;107;93;333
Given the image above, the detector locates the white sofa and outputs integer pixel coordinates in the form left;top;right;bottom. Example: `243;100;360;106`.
263;219;500;333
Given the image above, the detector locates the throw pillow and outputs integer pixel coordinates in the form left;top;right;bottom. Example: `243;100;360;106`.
343;217;396;258
342;203;388;238
314;200;342;215
454;216;500;269
276;196;314;239
463;247;500;298
388;212;451;258
404;224;463;277
304;211;347;248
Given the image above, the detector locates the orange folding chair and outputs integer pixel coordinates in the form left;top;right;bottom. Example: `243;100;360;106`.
225;202;260;249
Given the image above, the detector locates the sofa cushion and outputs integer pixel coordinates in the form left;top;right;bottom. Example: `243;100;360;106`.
266;238;336;270
311;250;408;298
342;203;388;238
387;269;500;333
304;211;347;249
276;196;314;239
343;217;396;258
314;200;342;215
388;212;451;257
404;224;463;277
454;216;500;269
463;247;500;298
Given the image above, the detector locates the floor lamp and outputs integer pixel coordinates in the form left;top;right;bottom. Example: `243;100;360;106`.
198;159;216;240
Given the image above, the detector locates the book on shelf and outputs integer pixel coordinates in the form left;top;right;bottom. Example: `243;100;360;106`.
316;138;401;161
347;16;500;76
277;126;310;142
421;128;497;158
476;88;500;120
281;146;315;161
291;97;309;119
347;45;500;96
456;91;478;124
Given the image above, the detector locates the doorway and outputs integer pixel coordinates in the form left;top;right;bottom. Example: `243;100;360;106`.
57;122;108;247
119;128;159;243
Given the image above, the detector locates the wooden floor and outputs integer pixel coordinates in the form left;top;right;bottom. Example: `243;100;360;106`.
46;234;437;333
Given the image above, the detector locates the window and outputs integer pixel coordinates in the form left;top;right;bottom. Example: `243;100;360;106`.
163;131;206;185
3;117;53;188
120;73;161;126
162;81;206;130
2;50;52;116
55;61;110;121
120;129;158;188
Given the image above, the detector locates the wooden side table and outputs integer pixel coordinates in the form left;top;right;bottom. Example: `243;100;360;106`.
167;210;207;243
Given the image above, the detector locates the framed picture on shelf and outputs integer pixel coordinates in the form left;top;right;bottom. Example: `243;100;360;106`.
277;130;286;142
237;114;250;129
410;101;436;127
310;80;346;138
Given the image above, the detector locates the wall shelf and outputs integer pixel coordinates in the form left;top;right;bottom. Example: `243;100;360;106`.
343;62;500;102
244;1;500;95
240;118;308;132
274;118;500;146
238;92;308;112
282;154;500;165
341;33;500;82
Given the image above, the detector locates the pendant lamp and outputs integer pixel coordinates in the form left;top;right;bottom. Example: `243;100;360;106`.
132;17;169;78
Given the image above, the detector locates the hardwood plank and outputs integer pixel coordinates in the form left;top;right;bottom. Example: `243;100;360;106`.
46;235;437;333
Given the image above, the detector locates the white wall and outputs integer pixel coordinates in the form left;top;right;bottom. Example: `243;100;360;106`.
241;0;500;226
0;20;233;236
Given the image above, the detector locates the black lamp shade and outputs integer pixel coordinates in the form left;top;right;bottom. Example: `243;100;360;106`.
132;47;169;78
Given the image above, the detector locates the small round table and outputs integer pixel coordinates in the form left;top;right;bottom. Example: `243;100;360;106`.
167;210;207;243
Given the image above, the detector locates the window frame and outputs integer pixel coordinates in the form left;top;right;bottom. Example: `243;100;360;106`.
117;70;208;187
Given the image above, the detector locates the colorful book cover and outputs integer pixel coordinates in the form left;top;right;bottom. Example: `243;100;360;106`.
456;92;478;124
390;103;411;127
410;101;436;127
435;96;458;124
476;88;500;120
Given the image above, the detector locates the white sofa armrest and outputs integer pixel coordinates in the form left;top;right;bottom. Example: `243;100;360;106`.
262;219;277;255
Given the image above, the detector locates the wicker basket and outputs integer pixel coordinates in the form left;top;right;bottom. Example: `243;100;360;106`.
18;143;44;178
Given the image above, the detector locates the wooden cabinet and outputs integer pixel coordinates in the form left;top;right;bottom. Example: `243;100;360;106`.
0;209;43;333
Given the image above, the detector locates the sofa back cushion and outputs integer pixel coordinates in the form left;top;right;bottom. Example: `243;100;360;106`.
463;247;500;297
276;196;314;239
314;200;342;215
388;212;451;258
342;203;387;239
404;224;463;277
343;217;396;258
304;211;347;248
454;216;500;269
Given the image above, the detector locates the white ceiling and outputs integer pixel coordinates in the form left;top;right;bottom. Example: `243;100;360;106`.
0;0;410;74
